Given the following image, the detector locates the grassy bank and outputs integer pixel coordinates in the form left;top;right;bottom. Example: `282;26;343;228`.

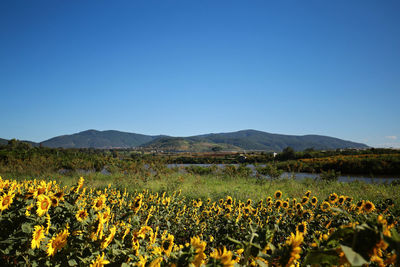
3;171;400;209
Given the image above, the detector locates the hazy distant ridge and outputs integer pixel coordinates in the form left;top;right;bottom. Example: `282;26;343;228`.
26;129;370;151
41;130;161;149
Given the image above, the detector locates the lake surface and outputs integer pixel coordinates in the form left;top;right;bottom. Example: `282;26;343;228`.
167;164;400;184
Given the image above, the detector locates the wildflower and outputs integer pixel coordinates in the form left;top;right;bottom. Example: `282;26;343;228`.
285;232;303;267
301;196;309;205
76;177;85;193
338;195;345;205
329;193;338;204
136;255;147;267
45;213;51;234
161;233;174;256
90;252;110;267
274;190;282;199
210;246;236;267
47;225;69;256
132;195;143;213
53;190;65;202
93;194;107;211
50;196;59;207
162;196;171;207
296;222;308;235
31;225;45;249
304;190;311;198
37;194;51;216
0;191;15;211
311;196;318;206
101;225;116;250
363;201;375;213
321;201;331;212
191;236;207;267
76;209;89;222
246;198;252;206
148;257;162;267
282;201;289;209
275;200;283;209
295;203;303;211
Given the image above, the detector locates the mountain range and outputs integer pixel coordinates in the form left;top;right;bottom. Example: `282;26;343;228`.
1;129;369;152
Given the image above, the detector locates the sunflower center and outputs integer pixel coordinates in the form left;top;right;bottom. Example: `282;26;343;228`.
41;200;49;210
2;196;10;205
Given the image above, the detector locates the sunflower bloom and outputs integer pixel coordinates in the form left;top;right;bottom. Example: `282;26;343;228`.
101;225;117;250
210;247;236;267
161;233;174;257
274;190;282;199
285;232;303;267
191;236;207;267
31;225;46;249
76;209;89;222
90;252;110;267
363;201;375;213
47;226;69;256
93;194;107;211
0;191;15;211
37;194;51;216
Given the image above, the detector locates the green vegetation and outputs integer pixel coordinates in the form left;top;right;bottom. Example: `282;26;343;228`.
1;140;399;266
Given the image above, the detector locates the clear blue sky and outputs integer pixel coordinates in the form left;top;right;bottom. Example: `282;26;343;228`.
1;0;399;148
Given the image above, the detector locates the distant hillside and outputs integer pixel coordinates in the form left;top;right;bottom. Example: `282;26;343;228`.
3;129;368;151
142;136;241;152
188;130;368;151
41;130;161;148
0;138;38;147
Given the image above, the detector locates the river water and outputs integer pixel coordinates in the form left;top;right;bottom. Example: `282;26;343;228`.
167;164;400;184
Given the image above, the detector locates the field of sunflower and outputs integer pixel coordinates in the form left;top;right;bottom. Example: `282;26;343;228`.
0;176;399;266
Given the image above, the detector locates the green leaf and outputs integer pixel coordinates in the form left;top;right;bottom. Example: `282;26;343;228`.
68;259;78;266
21;223;32;233
340;245;368;266
304;249;339;265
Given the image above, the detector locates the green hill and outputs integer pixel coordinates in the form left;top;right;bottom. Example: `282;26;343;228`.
41;130;161;148
142;136;241;152
2;129;368;151
189;130;368;151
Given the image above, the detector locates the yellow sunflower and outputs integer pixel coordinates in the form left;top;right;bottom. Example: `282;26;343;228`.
76;209;89;222
37;194;51;217
311;196;318;206
301;196;309;205
321;201;331;212
296;222;308;235
274;190;282;199
338;195;346;205
93;194;107;211
210;246;236;267
285;232;303;267
191;236;207;267
31;225;45;249
161;233;174;257
225;196;233;206
275;200;283;209
90;252;110;267
101;225;116;250
0;191;15;211
47;226;69;256
363;201;375;213
329;193;338;204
